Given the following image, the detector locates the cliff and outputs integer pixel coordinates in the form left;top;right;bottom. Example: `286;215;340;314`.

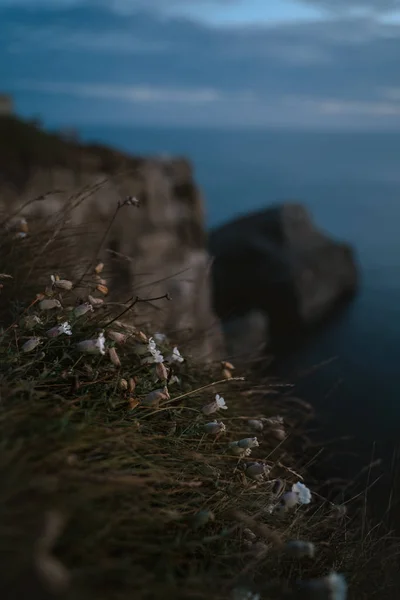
0;116;222;359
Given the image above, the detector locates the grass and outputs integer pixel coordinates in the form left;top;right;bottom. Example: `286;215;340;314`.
0;115;143;193
0;121;398;598
0;244;399;600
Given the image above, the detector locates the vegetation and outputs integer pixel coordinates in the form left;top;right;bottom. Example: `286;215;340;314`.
0;237;398;600
0;118;398;598
0;115;142;192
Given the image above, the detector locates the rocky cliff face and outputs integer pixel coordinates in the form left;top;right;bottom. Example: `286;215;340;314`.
209;203;358;353
0;117;222;360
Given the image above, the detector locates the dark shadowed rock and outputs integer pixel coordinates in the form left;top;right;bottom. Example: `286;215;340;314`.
0;116;223;361
222;310;269;362
209;203;358;347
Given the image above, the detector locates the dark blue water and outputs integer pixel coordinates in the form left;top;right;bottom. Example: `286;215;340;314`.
78;125;400;506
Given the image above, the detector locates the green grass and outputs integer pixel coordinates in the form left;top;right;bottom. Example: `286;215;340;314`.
0;255;399;600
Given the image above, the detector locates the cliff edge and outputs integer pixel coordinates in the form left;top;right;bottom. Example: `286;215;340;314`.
0;116;222;359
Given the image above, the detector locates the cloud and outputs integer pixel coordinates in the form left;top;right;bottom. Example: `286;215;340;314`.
3;3;400;128
0;0;237;12
293;95;400;116
15;81;231;103
7;25;170;55
300;0;400;14
0;0;82;6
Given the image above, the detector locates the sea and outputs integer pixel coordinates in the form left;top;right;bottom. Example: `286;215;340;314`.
78;125;400;515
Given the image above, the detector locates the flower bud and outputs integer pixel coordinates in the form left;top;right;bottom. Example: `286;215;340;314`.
284;540;315;559
204;421;226;435
247;419;264;432
22;337;42;353
238;437;259;449
155;361;169;381
245;462;270;481
107;331;127;344
39;299;62;311
119;378;128;391
142;387;170;408
109;347;121;367
74;303;94;318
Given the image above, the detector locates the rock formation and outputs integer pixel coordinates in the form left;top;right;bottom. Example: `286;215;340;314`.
0;116;222;360
209;203;358;350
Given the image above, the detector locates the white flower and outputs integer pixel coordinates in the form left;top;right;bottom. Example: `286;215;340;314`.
142;387;170;408
23;315;42;329
245;462;270;481
229;441;252;458
76;332;106;355
280;491;300;511
284;540;315;559
74;303;94;318
147;337;156;352
169;375;180;386
22;337;42;353
202;394;227;415
297;572;347;600
154;332;167;344
292;481;312;505
15;231;27;239
204;421;226;435
215;394;226;408
238;437;259;449
153;349;164;363
141;350;164;364
125;195;140;207
50;276;73;291
263;416;284;427
39;299;62;311
140;337;164;364
167;346;184;363
96;332;106;354
46;321;72;338
247;419;264;432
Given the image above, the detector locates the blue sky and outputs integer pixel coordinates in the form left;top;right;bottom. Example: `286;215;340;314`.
2;0;400;128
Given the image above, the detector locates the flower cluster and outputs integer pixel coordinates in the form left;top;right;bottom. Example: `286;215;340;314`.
76;332;106;355
139;337;164;364
9;268;342;600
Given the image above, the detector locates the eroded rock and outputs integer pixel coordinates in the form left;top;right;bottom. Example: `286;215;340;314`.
0;120;222;360
209;203;358;346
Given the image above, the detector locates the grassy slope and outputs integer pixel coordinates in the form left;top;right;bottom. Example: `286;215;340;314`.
0;116;141;193
0;118;398;599
0;263;398;600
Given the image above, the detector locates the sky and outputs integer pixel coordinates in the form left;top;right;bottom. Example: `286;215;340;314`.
2;0;400;129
